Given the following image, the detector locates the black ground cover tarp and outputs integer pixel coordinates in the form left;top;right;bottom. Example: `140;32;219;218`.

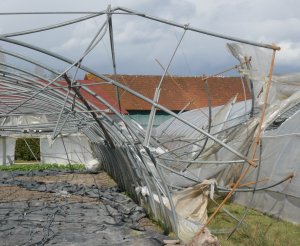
0;170;168;245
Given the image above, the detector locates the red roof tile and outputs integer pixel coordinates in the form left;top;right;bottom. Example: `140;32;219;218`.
77;80;128;114
46;80;127;114
84;74;250;111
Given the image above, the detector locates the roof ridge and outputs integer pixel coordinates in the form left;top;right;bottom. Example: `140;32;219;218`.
90;73;238;79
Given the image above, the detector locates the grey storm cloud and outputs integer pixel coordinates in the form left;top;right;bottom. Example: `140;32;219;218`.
0;0;299;76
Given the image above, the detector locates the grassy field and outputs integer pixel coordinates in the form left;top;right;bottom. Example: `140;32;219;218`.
208;200;300;246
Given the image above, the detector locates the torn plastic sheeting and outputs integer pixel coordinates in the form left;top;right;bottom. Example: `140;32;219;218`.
136;179;216;242
271;73;300;101
155;100;251;159
229;43;300;224
0;136;16;165
262;90;300;130
0;114;48;126
227;43;273;106
158;101;256;188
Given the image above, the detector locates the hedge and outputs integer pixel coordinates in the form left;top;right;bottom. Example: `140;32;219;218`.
15;138;40;161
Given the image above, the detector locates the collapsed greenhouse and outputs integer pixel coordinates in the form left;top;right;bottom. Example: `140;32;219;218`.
0;5;299;245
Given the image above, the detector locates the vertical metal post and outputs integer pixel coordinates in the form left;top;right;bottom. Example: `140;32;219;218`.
64;74;115;149
144;88;160;147
144;147;179;237
144;27;188;147
24;139;39;164
2;137;6;165
244;57;255;117
194;49;278;237
107;5;122;113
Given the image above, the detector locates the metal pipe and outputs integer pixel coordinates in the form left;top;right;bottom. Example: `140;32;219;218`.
64;74;115;148
116;6;280;50
144;27;187;147
0;33;258;167
1;13;104;38
157;157;246;164
23;139;40;164
107;5;122;114
218;174;293;192
0;21;108;115
195;48;278;237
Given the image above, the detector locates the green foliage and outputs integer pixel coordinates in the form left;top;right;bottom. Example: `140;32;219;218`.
15;138;40;161
0;163;85;172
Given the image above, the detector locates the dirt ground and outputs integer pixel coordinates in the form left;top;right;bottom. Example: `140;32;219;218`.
13;171;118;188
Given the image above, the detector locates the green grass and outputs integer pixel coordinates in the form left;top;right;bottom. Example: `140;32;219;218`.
208;200;300;246
0;163;85;172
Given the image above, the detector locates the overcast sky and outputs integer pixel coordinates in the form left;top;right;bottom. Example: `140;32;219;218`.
0;0;299;77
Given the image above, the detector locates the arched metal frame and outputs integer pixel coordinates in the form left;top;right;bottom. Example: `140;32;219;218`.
0;5;281;239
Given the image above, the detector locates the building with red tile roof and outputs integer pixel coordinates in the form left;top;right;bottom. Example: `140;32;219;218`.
83;74;250;127
77;80;128;114
84;74;250;111
46;79;127;115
